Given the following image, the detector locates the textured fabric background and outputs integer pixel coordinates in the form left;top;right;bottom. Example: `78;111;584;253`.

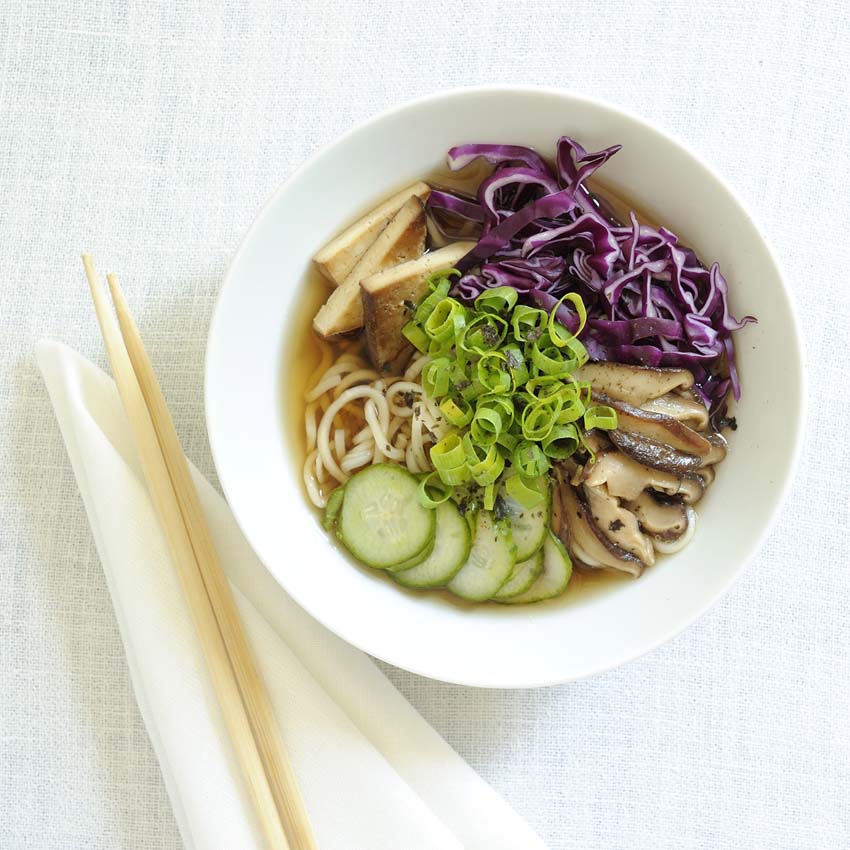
1;1;848;848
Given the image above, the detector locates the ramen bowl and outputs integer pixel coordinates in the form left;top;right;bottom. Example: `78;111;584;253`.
205;86;804;687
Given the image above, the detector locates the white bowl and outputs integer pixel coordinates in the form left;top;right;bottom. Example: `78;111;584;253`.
205;87;804;688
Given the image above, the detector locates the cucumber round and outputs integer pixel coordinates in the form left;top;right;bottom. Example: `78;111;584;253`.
338;465;435;570
447;511;516;601
500;530;572;604
386;532;436;573
323;486;345;531
492;549;544;600
394;501;471;588
501;478;549;561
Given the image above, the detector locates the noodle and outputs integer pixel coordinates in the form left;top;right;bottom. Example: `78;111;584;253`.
386;381;425;417
334;428;347;460
304;401;319;452
334;368;382;396
404;353;429;381
302;341;435;506
303;449;325;507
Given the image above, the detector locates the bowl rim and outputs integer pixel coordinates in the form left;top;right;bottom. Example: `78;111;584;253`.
205;84;806;687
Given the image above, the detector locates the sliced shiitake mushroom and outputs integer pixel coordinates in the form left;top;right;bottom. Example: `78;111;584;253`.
608;429;704;474
696;465;716;487
575;362;694;406
557;477;645;577
594;392;711;457
702;432;728;465
583;483;655;566
583;451;705;504
624;491;689;541
640;392;710;431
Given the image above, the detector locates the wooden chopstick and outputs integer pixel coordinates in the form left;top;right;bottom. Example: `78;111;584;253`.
105;270;318;850
82;256;316;850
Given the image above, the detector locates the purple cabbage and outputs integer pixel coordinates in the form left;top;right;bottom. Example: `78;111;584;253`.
427;189;485;223
436;137;755;412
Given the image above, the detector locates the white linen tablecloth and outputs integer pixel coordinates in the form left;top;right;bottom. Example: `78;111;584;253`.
1;1;848;848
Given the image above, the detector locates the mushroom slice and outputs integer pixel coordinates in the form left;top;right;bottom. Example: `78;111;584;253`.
701;432;728;466
583;483;655;566
625;491;688;541
595;392;711;457
575;362;694;406
558;479;645;577
583;451;705;504
609;429;703;474
695;465;716;487
640;393;709;431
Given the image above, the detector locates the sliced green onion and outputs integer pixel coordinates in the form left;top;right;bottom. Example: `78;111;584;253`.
541;423;579;459
479;395;515;432
424;298;464;343
402;321;429;352
511;305;547;342
459;378;487;402
558;335;589;370
401;283;595;505
495;431;519;454
512;440;550;478
502;343;529;387
475;286;518;315
422;357;452;398
476;352;512;394
531;342;571;377
584;404;618;431
505;473;546;509
470;405;503;446
425;268;460;288
431;433;467;476
415;279;451;323
462;435;505;486
418;472;452;509
554;395;585;424
464;313;508;352
439;396;473;427
548;291;588;346
521;401;559;441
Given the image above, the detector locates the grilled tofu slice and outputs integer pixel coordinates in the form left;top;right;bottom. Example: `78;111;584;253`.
313;196;427;338
313;182;431;285
360;241;475;368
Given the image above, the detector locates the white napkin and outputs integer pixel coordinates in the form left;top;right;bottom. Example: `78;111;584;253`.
37;340;548;850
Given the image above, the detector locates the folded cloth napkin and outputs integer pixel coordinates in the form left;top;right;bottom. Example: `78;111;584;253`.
37;340;548;850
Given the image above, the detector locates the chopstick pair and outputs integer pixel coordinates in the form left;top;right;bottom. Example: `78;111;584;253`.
82;255;317;850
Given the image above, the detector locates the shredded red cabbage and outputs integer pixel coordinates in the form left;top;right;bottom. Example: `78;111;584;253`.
430;138;755;414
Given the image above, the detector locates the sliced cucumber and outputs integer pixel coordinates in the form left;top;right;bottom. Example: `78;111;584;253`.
394;501;471;588
493;549;544;600
500;478;549;561
323;486;345;531
447;511;516;601
500;530;572;604
386;533;437;572
338;465;435;570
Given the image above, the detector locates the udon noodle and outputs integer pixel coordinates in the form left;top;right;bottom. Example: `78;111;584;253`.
302;341;447;507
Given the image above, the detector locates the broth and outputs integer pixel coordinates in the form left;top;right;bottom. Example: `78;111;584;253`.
283;172;674;606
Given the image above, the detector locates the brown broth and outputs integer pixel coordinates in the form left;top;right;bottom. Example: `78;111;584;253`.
283;173;667;607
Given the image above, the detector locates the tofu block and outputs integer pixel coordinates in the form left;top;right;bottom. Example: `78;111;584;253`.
313;196;427;338
313;182;431;285
360;241;476;368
